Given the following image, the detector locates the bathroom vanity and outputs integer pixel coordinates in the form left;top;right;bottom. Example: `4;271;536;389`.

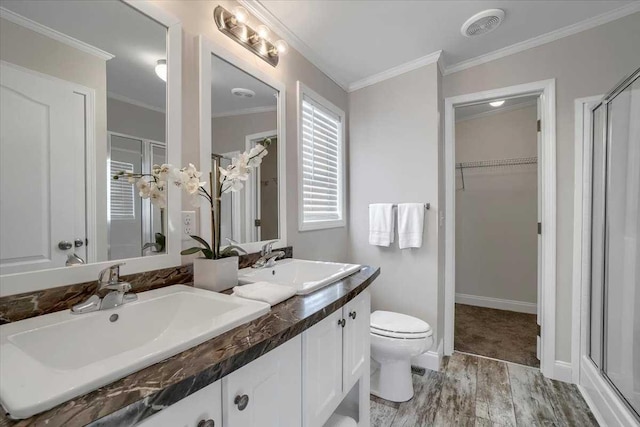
0;266;379;426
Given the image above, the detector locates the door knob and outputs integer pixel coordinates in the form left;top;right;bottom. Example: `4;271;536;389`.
58;241;72;250
197;420;215;427
74;238;84;248
349;311;357;319
338;318;346;328
234;394;249;411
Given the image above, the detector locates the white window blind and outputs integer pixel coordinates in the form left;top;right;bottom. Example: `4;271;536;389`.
110;161;135;220
301;95;343;225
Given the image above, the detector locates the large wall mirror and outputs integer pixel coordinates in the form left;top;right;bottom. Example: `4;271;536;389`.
199;38;286;255
0;1;182;295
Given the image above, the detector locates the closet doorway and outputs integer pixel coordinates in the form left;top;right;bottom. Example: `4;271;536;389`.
444;80;557;378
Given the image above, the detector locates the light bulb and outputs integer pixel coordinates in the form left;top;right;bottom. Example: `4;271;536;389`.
256;25;270;39
274;39;288;55
155;59;167;82
489;100;505;107
232;6;249;24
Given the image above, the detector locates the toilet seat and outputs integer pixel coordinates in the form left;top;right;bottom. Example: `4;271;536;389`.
370;311;432;340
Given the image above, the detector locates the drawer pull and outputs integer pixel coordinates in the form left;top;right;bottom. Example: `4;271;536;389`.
235;394;249;411
197;420;215;427
349;311;357;319
338;318;346;328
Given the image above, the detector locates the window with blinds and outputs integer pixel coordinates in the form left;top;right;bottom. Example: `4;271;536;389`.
300;88;345;230
110;160;135;220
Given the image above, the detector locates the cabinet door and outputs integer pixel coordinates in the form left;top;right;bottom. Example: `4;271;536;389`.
136;380;222;427
343;291;371;391
302;309;344;427
223;335;301;427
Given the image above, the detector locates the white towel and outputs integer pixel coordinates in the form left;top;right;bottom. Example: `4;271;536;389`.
397;203;424;249
232;282;296;306
369;203;394;246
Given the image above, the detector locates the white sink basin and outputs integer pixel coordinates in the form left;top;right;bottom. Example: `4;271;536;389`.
238;258;361;295
0;285;270;419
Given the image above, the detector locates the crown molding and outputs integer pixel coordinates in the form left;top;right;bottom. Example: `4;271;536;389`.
455;99;537;123
443;2;640;75
212;105;277;119
348;50;443;92
238;0;349;92
108;91;166;114
0;7;115;61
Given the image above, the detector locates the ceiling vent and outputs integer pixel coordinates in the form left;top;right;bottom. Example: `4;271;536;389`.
461;9;505;37
231;88;255;98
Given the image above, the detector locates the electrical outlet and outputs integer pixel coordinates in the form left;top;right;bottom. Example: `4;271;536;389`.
181;211;197;241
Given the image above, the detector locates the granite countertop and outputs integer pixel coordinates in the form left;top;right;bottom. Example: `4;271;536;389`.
1;265;380;427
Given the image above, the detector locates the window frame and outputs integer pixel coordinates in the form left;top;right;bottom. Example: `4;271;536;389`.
296;81;346;231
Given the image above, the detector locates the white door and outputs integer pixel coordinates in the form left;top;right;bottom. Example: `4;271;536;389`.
536;96;542;360
0;63;86;274
223;335;301;427
136;380;222;427
302;309;344;427
342;291;371;391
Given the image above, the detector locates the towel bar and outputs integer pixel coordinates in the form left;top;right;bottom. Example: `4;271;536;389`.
391;203;430;210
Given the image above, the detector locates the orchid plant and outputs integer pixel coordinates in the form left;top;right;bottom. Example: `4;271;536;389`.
113;138;271;260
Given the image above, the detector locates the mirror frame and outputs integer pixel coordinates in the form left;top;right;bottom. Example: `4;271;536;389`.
198;35;287;255
0;0;182;297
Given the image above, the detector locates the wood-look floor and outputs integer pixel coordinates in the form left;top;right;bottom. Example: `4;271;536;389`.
370;353;599;427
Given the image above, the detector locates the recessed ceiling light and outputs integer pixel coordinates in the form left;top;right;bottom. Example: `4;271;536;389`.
231;88;255;98
490;100;505;107
461;9;505;38
155;59;167;82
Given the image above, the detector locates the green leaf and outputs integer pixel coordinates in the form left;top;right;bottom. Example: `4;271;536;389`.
202;249;214;259
189;235;211;251
180;247;202;255
221;245;247;256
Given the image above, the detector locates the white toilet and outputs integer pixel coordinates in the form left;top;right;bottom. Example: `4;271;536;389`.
370;310;433;402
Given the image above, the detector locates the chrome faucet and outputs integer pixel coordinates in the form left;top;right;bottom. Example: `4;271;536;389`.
71;263;138;314
252;240;285;268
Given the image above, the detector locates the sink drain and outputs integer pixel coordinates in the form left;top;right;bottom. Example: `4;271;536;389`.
109;314;119;322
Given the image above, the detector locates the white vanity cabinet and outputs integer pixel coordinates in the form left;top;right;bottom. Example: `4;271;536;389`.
136;380;222;427
222;335;302;427
302;291;371;427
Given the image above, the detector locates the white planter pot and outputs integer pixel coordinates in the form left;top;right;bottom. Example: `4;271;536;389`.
193;257;238;292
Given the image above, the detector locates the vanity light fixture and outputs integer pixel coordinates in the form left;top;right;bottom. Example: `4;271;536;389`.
489;100;505;107
213;5;287;67
155;59;167;82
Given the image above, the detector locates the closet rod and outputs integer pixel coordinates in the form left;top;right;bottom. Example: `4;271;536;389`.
456;156;538;191
391;203;430;210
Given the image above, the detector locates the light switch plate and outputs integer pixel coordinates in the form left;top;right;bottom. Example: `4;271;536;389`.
181;211;197;242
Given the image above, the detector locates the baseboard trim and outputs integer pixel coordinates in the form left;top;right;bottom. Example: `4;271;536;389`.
553;360;573;383
412;339;443;372
455;293;537;314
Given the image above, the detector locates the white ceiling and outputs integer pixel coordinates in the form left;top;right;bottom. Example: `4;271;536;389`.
456;95;539;121
252;0;638;90
211;55;278;117
1;0;167;111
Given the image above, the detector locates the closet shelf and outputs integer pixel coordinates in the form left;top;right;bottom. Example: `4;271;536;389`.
456;156;538;191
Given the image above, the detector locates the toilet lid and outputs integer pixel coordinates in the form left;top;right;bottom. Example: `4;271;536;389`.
370;311;432;338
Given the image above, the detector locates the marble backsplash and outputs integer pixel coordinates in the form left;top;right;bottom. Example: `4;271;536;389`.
0;247;292;324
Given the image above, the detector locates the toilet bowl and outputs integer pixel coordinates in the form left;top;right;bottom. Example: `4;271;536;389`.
370;311;433;402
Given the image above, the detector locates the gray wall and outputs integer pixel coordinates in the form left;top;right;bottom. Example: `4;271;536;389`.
154;0;350;263
348;64;442;343
107;97;166;143
455;106;538;305
443;11;640;362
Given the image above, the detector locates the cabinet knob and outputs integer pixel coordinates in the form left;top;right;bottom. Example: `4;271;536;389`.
197;420;215;427
349;311;357;319
234;394;249;411
338;318;346;327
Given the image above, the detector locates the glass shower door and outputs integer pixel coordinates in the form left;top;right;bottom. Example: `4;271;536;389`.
603;76;640;416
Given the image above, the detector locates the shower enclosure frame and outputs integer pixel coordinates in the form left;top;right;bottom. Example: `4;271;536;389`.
574;67;640;426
